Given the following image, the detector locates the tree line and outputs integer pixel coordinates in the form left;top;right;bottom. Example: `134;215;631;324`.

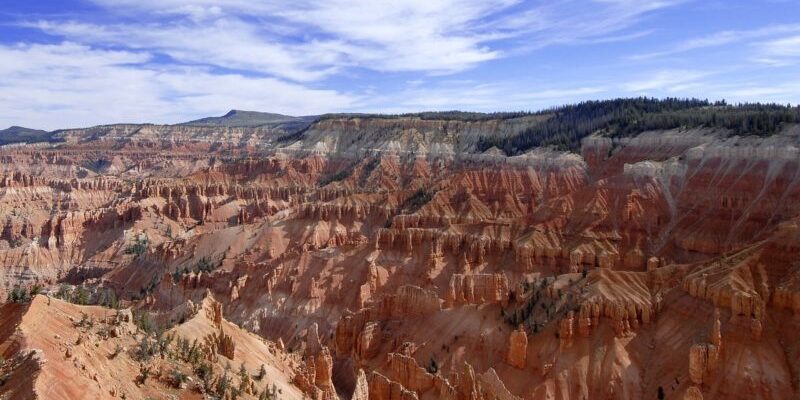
476;97;800;154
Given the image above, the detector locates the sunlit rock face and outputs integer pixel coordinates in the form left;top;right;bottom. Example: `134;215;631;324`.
1;116;800;400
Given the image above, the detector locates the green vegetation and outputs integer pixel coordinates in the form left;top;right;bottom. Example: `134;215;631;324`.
256;364;267;381
96;287;120;309
259;384;280;400
318;166;353;185
196;256;218;272
172;256;220;282
5;285;41;304
136;365;151;385
138;274;162;297
134;337;157;362
133;324;171;362
401;189;435;214
169;367;189;388
51;284;121;308
133;310;158;334
72;286;91;305
125;235;149;258
426;357;439;374
215;372;232;397
0;126;58;145
501;277;582;335
477;97;800;154
359;157;380;185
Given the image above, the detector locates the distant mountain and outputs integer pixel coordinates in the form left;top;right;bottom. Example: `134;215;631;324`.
180;109;316;128
0;126;54;145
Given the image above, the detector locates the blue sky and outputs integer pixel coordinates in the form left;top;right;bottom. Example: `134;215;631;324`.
0;0;799;129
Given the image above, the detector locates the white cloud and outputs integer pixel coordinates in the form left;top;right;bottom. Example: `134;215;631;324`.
33;19;344;82
623;69;711;92
0;42;357;130
630;23;800;60
473;0;681;54
364;81;608;113
1;0;690;128
755;35;800;66
34;1;515;78
31;0;680;79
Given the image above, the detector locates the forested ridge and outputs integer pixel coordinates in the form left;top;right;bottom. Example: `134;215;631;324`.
476;97;800;154
276;97;800;152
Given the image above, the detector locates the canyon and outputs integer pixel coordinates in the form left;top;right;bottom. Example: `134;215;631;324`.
1;107;800;400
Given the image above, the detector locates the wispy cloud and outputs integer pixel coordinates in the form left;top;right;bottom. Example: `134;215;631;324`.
32;19;346;82
33;0;515;78
16;0;786;129
0;42;357;130
485;0;681;53
31;0;679;79
364;80;608;113
755;35;800;66
630;23;800;60
623;69;712;92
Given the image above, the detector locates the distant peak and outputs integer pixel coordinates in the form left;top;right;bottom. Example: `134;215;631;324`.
179;109;315;128
2;125;47;133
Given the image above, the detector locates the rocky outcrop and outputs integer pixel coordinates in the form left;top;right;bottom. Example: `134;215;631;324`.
446;273;509;307
571;296;655;338
368;371;419;400
210;328;236;359
334;309;370;357
507;325;527;369
387;353;435;393
688;342;720;385
355;321;382;361
683;266;766;321
376;286;441;319
559;311;576;349
305;323;323;355
295;322;337;400
294;346;336;400
772;286;800;315
375;228;516;265
478;368;521;400
334;286;440;361
352;369;370;400
684;386;704;400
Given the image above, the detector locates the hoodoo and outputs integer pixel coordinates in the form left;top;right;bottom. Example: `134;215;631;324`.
2;99;800;399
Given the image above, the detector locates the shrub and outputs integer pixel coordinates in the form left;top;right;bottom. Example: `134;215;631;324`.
170;368;188;388
256;364;266;381
125;235;149;258
426;357;439;374
401;189;435;214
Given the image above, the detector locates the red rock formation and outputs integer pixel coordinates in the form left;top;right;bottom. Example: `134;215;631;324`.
368;371;419;400
387;353;435;393
375;286;441;319
2;116;800;400
294;346;336;400
506;325;527;369
446;273;509;307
